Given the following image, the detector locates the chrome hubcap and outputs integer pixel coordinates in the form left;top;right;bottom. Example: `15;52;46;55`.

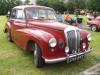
92;27;96;31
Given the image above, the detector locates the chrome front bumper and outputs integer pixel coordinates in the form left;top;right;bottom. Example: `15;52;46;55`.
45;48;93;63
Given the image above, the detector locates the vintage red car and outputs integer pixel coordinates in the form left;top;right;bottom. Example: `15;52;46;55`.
4;5;93;68
87;16;100;31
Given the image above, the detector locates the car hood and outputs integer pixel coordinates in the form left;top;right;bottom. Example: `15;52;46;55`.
28;20;71;31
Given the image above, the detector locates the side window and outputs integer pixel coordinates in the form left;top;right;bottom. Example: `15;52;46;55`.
26;8;38;19
10;9;16;19
16;9;25;20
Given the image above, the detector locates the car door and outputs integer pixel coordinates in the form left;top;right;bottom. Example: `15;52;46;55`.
11;9;26;47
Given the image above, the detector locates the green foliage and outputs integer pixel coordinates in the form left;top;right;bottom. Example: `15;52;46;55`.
37;0;66;13
36;0;49;6
37;0;100;13
0;0;22;15
24;0;30;5
65;0;75;13
85;0;100;12
37;0;86;13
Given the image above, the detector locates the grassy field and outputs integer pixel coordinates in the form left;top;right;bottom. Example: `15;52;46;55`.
0;16;100;75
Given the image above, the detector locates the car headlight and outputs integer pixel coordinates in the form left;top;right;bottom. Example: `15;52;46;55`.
49;38;57;47
82;42;86;49
87;34;92;41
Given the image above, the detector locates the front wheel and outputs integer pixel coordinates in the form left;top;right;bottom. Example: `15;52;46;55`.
34;43;44;68
91;25;98;32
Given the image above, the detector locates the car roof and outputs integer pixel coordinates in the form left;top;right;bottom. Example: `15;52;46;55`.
96;16;100;18
13;5;53;10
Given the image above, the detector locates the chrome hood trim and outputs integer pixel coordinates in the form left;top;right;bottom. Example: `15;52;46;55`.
64;26;79;32
64;26;80;54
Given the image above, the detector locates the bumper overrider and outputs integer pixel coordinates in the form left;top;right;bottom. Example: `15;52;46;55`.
45;48;93;63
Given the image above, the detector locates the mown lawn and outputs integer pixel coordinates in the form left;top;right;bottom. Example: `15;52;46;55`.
0;16;100;75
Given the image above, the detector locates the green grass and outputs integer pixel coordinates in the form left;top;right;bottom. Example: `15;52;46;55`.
0;16;100;75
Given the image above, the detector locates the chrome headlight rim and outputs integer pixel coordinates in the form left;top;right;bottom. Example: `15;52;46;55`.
87;34;92;41
49;38;57;48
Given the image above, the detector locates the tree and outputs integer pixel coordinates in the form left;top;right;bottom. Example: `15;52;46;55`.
24;0;30;5
37;0;66;13
0;0;22;15
75;0;86;9
85;0;100;12
37;0;100;13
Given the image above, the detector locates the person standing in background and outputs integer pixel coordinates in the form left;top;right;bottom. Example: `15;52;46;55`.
86;13;93;21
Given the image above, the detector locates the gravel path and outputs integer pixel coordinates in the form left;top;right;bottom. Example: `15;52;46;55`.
78;63;100;75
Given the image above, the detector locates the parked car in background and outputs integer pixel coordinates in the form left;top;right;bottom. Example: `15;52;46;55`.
4;5;93;68
87;16;100;31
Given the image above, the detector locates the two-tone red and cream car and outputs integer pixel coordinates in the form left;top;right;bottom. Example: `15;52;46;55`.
87;16;100;31
4;5;93;68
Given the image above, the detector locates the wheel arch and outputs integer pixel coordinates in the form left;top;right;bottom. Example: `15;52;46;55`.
4;22;11;33
26;39;44;56
91;24;97;26
4;28;8;33
26;40;35;51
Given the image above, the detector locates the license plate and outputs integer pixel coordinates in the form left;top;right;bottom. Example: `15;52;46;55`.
67;54;85;63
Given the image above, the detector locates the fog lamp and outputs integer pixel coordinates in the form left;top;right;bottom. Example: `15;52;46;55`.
65;47;69;53
82;42;86;49
87;34;92;41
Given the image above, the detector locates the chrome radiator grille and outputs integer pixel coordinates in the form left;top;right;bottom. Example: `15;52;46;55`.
64;27;80;54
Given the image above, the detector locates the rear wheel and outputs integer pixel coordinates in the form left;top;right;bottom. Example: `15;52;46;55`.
91;25;98;32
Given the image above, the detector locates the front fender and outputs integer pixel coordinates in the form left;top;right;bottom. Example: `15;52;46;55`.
16;28;55;58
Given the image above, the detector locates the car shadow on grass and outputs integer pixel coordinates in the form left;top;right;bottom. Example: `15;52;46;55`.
22;50;92;75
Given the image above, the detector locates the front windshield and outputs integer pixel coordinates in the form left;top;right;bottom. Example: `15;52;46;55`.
26;8;56;20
